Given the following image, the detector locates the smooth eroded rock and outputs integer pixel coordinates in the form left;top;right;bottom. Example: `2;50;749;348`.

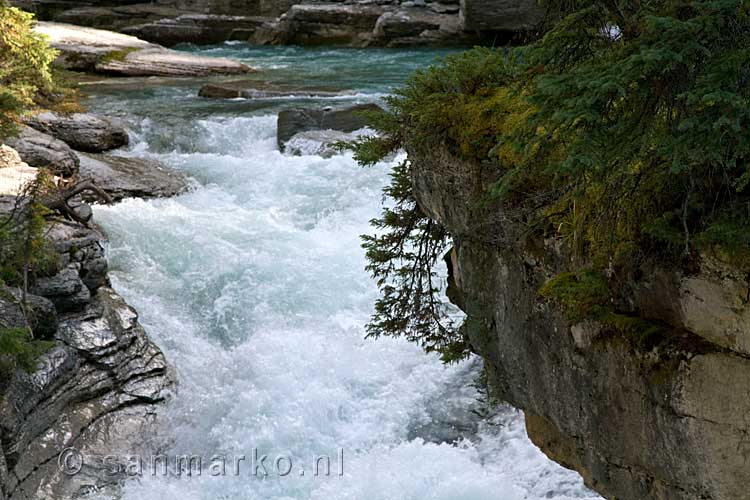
34;21;252;77
277;102;383;150
77;152;190;201
24;112;129;153
3;125;79;177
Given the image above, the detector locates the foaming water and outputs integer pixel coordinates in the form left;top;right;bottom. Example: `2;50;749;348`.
88;45;601;500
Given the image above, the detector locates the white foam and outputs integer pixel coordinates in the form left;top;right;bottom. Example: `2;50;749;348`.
93;113;601;500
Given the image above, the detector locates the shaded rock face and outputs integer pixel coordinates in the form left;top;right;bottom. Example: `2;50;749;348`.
459;0;544;31
121;14;269;46
15;0;537;48
409;144;750;500
277;3;386;45
24;112;129;153
277;102;382;150
0;216;174;500
3;125;80;178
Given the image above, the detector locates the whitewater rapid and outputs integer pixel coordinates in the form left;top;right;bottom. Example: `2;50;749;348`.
89;45;601;500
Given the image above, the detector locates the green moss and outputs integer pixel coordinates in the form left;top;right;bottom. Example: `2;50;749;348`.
350;1;750;357
539;268;609;323
98;47;138;64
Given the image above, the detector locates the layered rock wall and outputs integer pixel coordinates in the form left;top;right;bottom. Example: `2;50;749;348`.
409;144;750;500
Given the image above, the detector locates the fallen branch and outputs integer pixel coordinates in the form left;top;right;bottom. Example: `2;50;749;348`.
41;180;114;226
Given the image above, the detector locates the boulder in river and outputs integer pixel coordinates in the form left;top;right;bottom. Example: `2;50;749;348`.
3;125;80;177
34;22;252;77
77;152;190;202
198;82;353;100
283;129;371;158
277;103;384;150
24;112;129;153
275;3;386;45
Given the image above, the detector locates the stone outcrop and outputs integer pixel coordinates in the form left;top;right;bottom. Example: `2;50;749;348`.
2;126;80;178
121;14;268;46
14;0;541;47
0;145;41;196
24;112;129;153
249;2;478;47
34;22;252;76
277;102;382;150
0;209;174;500
459;0;544;32
409;144;750;500
77;153;190;201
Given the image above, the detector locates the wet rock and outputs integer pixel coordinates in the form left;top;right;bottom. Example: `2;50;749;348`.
0;217;173;500
277;103;383;149
77;152;190;202
0;287;58;340
3;125;79;177
34;22;252;77
30;265;91;313
198;82;352;99
282;129;369;158
24;112;129;153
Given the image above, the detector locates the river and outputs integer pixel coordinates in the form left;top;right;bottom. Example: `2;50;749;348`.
85;44;600;500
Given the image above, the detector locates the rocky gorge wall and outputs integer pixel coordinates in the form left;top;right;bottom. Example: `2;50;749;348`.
0;111;190;498
409;144;750;500
11;0;544;47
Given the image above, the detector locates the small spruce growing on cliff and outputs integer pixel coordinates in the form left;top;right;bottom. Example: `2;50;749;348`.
351;0;750;356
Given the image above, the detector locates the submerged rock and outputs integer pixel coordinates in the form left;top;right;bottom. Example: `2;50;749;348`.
77;152;190;201
277;103;383;150
3;125;80;177
24;112;129;153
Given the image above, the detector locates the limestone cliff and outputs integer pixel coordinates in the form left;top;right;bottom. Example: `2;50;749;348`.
0;202;174;500
409;144;750;500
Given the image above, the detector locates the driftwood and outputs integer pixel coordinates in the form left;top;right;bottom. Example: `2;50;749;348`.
42;179;114;226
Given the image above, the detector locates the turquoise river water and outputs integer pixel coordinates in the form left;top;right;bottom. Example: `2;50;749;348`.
85;44;601;500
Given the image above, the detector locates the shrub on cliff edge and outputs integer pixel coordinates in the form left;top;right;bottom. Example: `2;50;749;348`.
351;0;750;359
